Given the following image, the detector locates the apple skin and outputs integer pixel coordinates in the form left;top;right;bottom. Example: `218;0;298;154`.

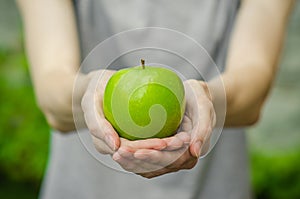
103;65;185;140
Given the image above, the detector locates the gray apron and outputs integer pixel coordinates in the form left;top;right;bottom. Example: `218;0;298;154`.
40;1;252;198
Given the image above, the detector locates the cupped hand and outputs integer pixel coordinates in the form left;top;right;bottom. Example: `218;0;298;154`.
112;79;216;178
81;70;171;155
81;70;120;154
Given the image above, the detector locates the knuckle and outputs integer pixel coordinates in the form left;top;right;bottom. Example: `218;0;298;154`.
93;145;108;154
89;126;99;137
88;122;105;139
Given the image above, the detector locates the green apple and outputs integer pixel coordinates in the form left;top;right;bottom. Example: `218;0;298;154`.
103;60;185;140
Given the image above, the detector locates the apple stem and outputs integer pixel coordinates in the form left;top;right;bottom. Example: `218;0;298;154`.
141;59;145;69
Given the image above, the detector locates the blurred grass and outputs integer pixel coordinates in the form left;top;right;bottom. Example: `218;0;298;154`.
247;1;300;198
0;1;50;197
0;46;50;180
250;151;300;199
0;46;50;198
0;0;299;199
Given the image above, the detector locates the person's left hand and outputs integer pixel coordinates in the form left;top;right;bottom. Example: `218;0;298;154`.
112;80;216;178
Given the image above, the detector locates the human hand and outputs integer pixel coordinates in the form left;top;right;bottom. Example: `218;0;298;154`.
112;79;216;178
81;70;172;155
81;70;121;154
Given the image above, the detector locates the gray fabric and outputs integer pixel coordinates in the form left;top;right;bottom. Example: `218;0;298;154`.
40;0;252;199
40;129;250;199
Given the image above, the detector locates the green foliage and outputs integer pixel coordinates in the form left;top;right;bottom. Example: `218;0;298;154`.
1;47;300;199
0;47;50;184
251;150;300;199
0;179;38;199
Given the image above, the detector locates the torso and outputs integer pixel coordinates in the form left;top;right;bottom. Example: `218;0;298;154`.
39;1;252;199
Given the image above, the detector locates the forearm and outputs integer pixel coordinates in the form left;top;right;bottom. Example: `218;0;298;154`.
17;0;82;131
209;0;295;127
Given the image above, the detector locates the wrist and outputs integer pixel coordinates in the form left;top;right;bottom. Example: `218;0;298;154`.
33;70;77;132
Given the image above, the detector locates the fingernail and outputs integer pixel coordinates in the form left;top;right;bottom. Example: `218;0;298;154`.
105;135;116;151
193;141;202;158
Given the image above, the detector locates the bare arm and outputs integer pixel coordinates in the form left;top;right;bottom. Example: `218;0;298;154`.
17;0;81;131
210;0;295;126
17;0;296;178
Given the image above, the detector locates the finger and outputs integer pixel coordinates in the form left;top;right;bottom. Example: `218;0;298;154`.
92;135;114;155
162;132;191;151
137;152;198;178
189;125;212;158
189;103;214;157
138;148;196;171
112;152;138;172
112;152;160;173
81;70;120;150
175;132;191;144
117;145;135;159
181;115;193;132
82;83;120;151
84;108;120;151
120;137;167;151
117;137;168;160
162;137;184;151
134;146;190;168
115;147;197;175
184;80;212;123
184;80;214;158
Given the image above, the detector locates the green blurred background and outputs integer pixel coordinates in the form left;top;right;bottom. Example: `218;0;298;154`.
0;1;299;199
